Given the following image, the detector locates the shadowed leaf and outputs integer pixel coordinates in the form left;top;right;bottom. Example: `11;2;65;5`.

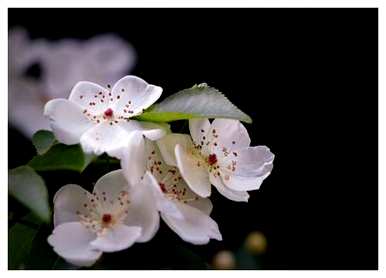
9;166;51;223
32;130;57;155
28;144;94;172
8;214;41;269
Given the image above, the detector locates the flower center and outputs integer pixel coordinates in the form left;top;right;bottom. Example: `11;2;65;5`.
104;108;114;118
102;213;112;224
77;190;131;236
208;154;218;165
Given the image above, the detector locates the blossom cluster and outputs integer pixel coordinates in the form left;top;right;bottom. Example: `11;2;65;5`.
9;28;135;137
44;76;275;267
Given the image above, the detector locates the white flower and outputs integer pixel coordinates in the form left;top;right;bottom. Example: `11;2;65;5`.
44;75;166;157
9;28;136;138
40;34;136;100
120;135;222;245
48;170;159;267
8;28;48;137
157;119;275;202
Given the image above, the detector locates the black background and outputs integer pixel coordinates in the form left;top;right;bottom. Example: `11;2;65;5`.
9;8;378;269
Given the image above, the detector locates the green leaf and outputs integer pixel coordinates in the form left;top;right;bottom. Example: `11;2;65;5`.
9;214;41;269
28;144;95;172
9;166;51;223
32;130;57;155
136;83;252;123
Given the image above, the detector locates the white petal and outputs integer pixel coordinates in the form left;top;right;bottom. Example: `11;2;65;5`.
161;201;222;245
162;169;213;215
93;169;129;203
175;144;211;198
79;122;130;156
189;118;211;146
167;178;213;215
84;34;136;79
40;40;84;99
210;119;251;150
220;172;271;191
141;141;191;218
124;176;161;242
188;197;213;215
69;81;111;114
119;131;147;185
40;35;135;100
53;184;93;227
44;99;93;145
217;146;274;191
47;222;101;267
9;78;49;138
157;134;194;166
90;224;141;252
138;121;168;140
118;120;167;141
93;170;159;243
142;171;183;219
233;146;275;176
210;174;249;202
9;27;32;72
111;76;162;117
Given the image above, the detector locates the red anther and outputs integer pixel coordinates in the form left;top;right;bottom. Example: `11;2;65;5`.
102;214;112;223
104;108;113;117
208;154;218;165
159;183;167;193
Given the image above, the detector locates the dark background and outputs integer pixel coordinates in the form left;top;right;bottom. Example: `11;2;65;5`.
9;8;378;269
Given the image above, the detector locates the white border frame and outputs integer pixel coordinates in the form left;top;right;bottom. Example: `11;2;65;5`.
1;1;383;277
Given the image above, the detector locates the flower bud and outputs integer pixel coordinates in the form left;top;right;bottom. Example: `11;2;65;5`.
244;231;267;255
212;250;236;270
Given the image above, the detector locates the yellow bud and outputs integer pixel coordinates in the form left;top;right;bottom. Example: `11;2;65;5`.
244;231;267;255
212;250;236;270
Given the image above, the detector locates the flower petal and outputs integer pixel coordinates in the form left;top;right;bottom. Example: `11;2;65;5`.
124;176;161;242
142;171;183;219
118;120;167;141
9;78;49;138
53;184;93;227
79;122;130;156
210;174;249;202
217;146;274;191
189;118;211;146
90;224;141;252
161;201;222;245
119;131;147;185
93;169;129;203
47;222;101;267
188;197;213;215
157;134;194;166
210;119;251;151
69;81;111;115
220;171;272;191
83;34;136;81
162;168;213;215
44;99;93;145
233;146;275;176
93;170;159;243
111;75;162;117
175;144;211;198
